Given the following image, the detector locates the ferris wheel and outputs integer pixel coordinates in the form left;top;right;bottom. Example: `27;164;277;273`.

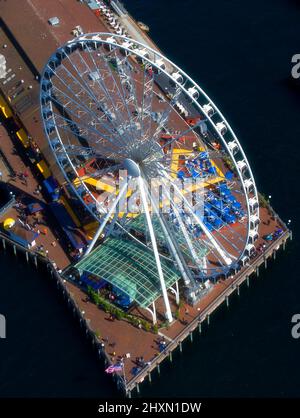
40;33;260;316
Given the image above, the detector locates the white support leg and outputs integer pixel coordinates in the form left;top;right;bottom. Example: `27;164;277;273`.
138;176;173;323
175;280;179;305
145;301;157;325
169;281;180;305
147;184;193;287
84;181;128;256
160;176;206;268
170;176;232;266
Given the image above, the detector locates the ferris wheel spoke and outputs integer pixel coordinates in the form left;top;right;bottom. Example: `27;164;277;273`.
138;175;173;323
151;87;183;141
57;144;101;158
204;198;246;247
138;63;155;142
99;48;140;146
156;164;182;178
58;60;106;113
113;54;147;141
144;121;203;165
144;181;195;287
158;162;245;253
85;163;122;178
85;180;129;256
50;93;122;150
163;179;227;269
61;55;128;149
58;147;121;176
162;120;203;150
203;216;242;255
51;113;120;158
52;89;125;154
51;110;115;148
51;79;126;145
169;197;206;268
83;51;131;130
76;48;134;148
163;171;233;266
111;52;142;141
172;207;227;269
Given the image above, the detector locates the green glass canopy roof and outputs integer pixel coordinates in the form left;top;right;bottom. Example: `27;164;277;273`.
126;214;208;263
75;237;181;308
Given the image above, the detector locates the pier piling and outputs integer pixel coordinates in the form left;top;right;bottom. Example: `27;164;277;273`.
226;295;229;307
179;341;182;353
2;238;6;250
190;332;193;343
198;321;202;333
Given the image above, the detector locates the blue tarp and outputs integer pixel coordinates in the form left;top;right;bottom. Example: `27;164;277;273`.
213;218;223;228
27;202;44;214
204;220;214;231
81;273;106;290
50;202;86;249
191;169;200;178
225;171;234;180
112;285;133;308
223;213;236;223
199;152;208;159
8;229;38;248
43;176;60;201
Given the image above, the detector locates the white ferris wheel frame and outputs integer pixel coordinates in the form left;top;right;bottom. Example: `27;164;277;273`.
40;33;260;276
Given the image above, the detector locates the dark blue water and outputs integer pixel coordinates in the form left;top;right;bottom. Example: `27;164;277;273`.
0;252;116;397
0;0;299;397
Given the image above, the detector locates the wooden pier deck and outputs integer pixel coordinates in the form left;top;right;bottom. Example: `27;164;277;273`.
0;196;291;397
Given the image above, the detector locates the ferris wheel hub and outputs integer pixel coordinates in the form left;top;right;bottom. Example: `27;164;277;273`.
123;158;141;178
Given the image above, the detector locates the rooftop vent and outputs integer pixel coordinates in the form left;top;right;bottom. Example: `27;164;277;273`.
48;17;60;26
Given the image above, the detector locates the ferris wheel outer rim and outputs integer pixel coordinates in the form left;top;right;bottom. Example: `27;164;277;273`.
40;32;259;269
